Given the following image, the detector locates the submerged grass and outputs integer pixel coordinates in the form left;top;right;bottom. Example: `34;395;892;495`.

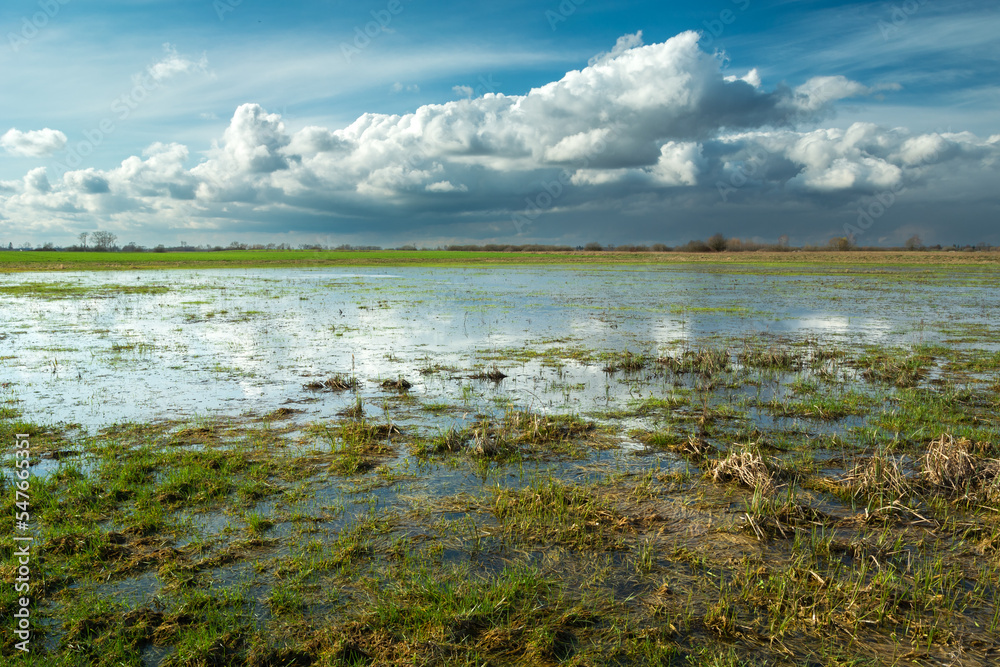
492;478;634;550
0;281;171;298
6;278;1000;664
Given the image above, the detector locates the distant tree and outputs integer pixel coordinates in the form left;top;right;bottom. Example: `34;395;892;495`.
91;231;117;250
78;232;89;249
706;233;727;252
41;242;55;250
904;234;923;251
651;243;669;252
7;242;13;250
680;239;711;252
828;236;854;251
584;242;603;251
777;234;790;248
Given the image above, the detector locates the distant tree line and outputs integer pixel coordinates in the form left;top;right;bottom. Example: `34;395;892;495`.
4;232;997;253
3;235;388;253
446;234;996;253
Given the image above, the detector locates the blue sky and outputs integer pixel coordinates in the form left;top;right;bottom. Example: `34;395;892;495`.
1;0;997;247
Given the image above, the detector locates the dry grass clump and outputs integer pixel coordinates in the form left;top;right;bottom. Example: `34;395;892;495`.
983;468;1000;504
264;407;302;420
923;434;976;492
680;435;716;461
922;434;1000;499
381;377;412;391
304;374;359;391
472;364;507;382
839;436;1000;505
844;449;912;501
325;374;360;390
709;449;777;492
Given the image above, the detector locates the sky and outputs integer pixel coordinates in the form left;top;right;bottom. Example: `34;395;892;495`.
0;0;997;248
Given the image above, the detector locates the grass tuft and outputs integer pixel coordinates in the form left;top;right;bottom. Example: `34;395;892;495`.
843;448;912;502
324;374;360;390
380;376;412;390
709;448;778;492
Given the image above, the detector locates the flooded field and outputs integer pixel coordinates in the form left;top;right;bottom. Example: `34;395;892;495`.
2;262;1000;665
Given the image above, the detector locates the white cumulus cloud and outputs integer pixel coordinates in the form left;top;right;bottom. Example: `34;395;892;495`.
1;128;68;157
0;31;997;245
145;43;209;83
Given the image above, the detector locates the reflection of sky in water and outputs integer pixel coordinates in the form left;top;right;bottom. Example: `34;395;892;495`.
1;265;997;427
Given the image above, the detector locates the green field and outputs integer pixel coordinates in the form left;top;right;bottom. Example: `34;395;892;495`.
2;249;999;272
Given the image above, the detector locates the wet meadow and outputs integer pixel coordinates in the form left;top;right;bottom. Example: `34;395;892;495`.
2;256;1000;665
